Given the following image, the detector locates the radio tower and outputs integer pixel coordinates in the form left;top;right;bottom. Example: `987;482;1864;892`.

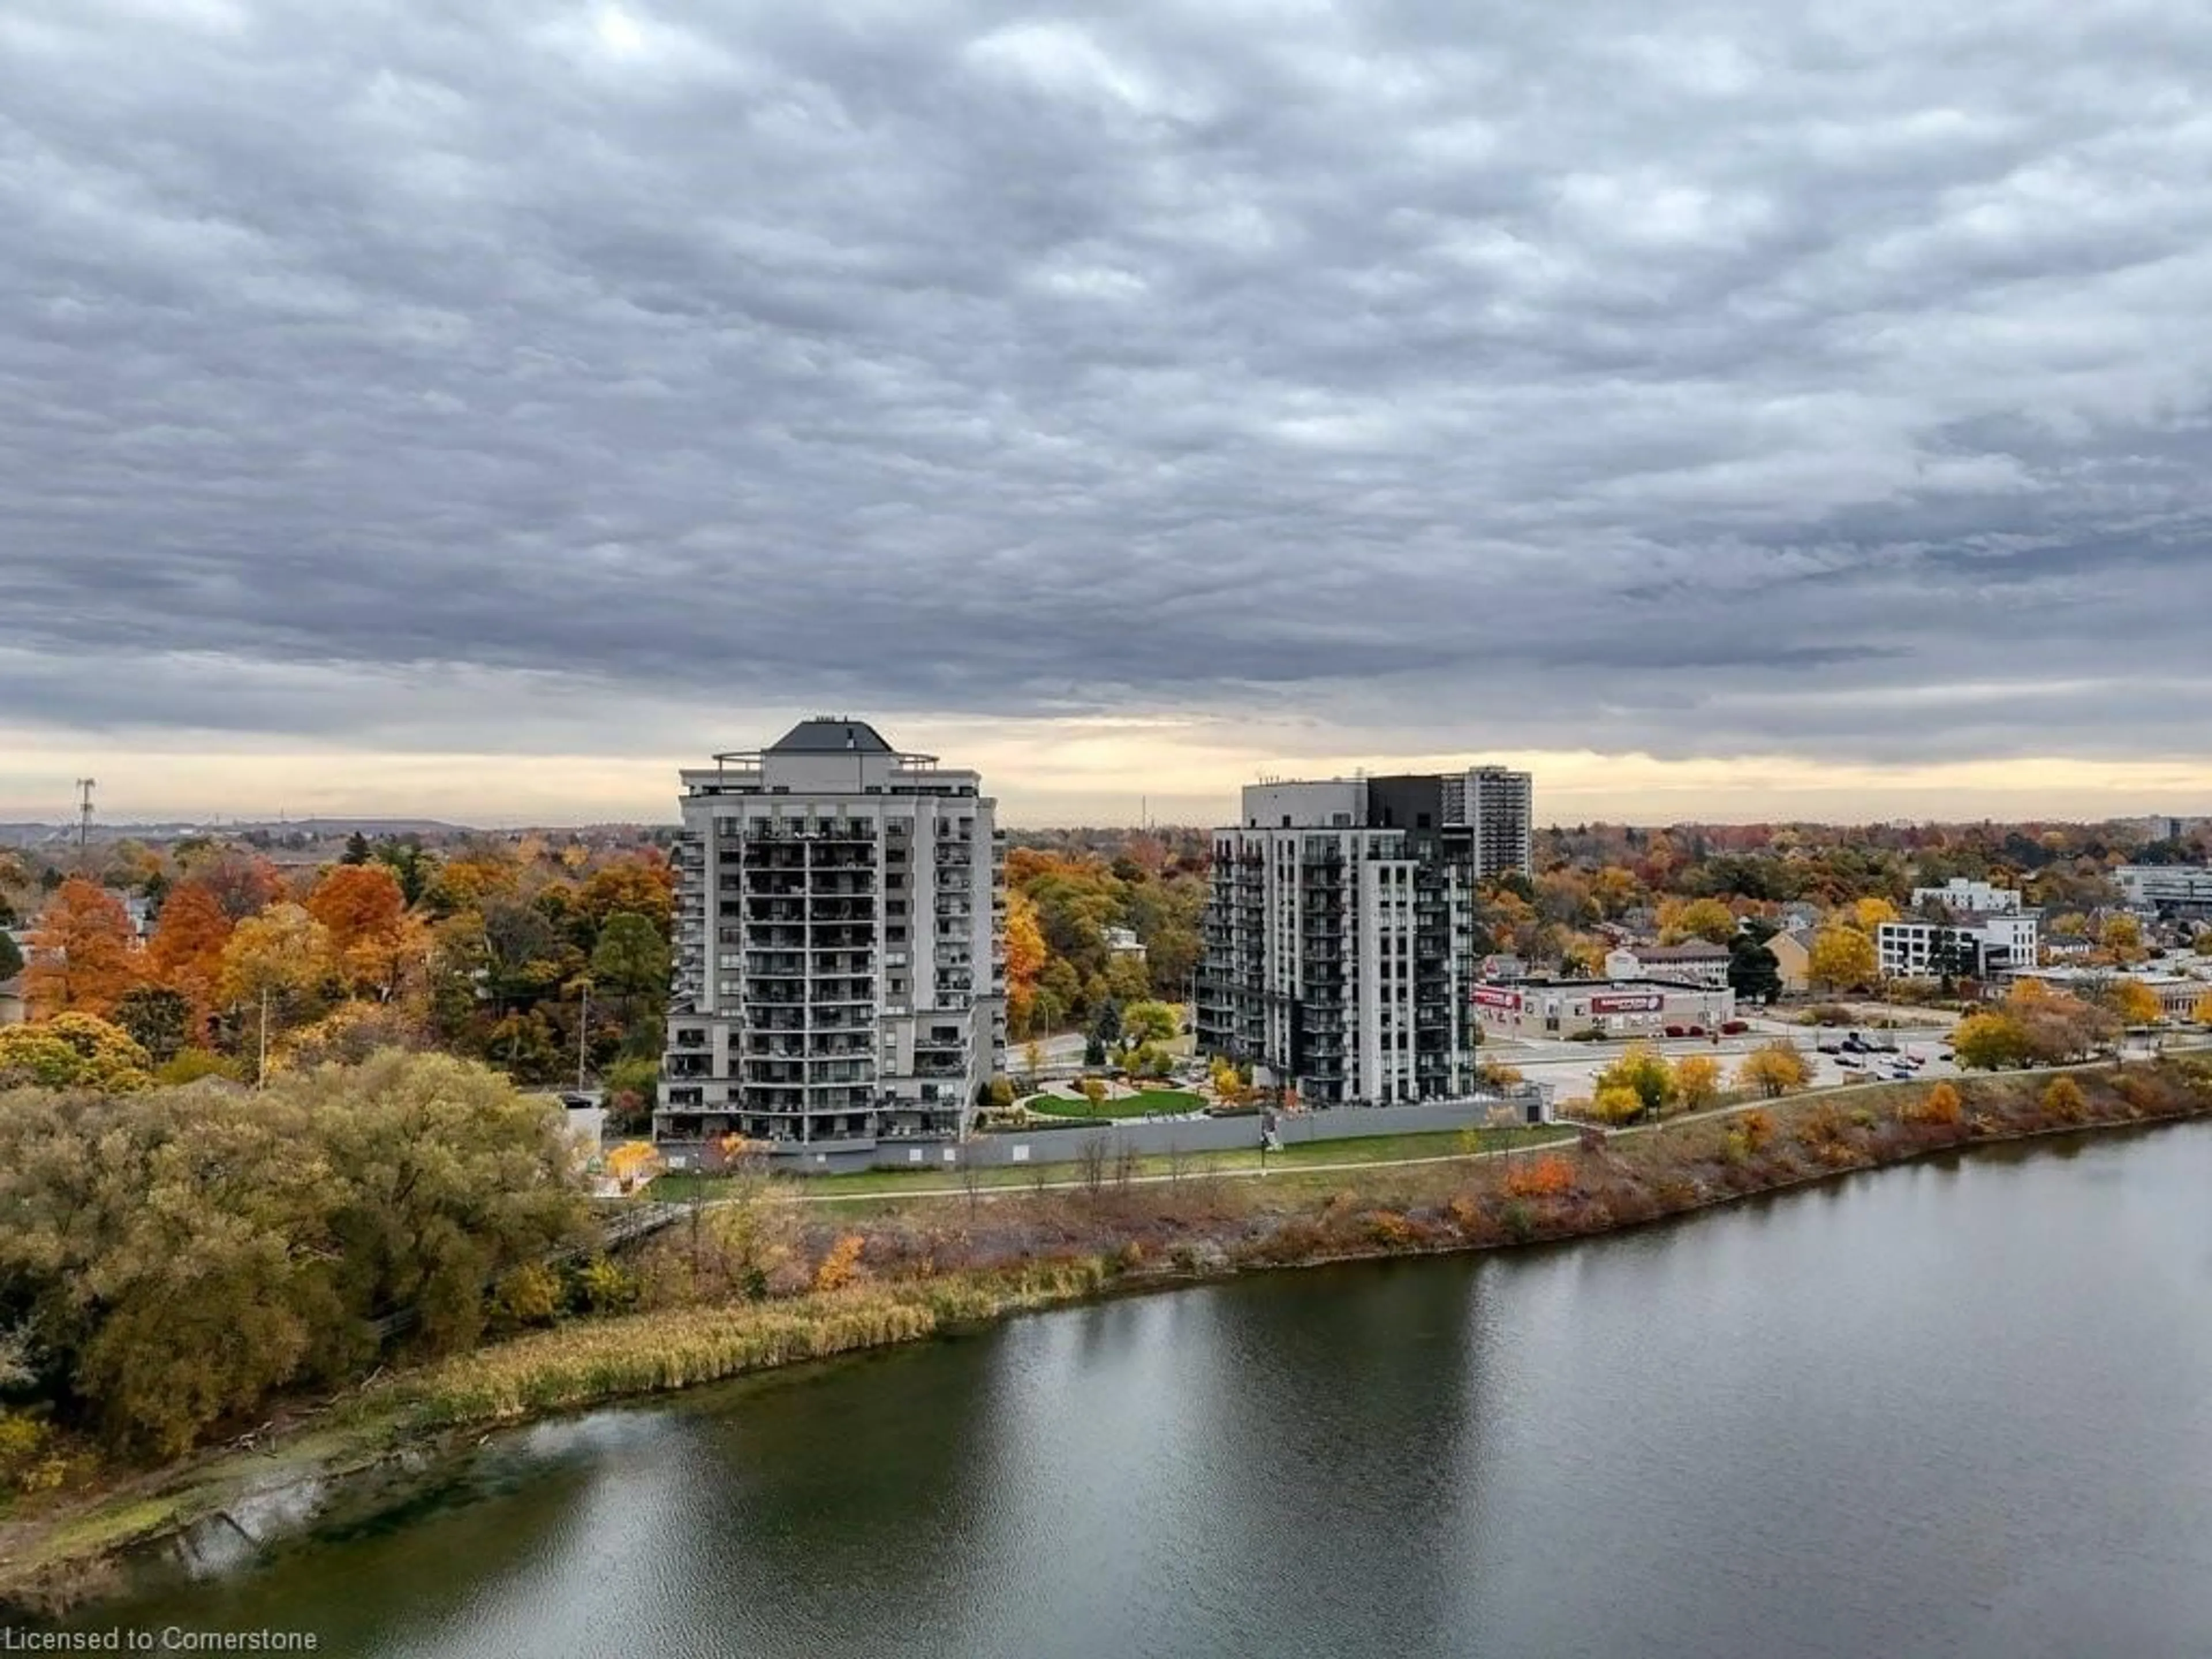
75;778;96;861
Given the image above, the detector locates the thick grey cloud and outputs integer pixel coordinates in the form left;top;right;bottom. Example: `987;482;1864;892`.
3;0;2211;783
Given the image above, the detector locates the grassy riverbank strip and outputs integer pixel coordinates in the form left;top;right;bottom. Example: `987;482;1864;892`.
7;1056;2210;1619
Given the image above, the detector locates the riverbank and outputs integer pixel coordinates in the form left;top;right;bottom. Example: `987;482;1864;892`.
7;1056;2209;1619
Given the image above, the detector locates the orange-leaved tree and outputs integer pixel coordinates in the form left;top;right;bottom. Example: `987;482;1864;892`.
146;880;234;1035
24;877;140;1018
306;863;418;999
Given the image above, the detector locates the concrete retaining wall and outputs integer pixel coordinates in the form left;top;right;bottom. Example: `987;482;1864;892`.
757;1089;1551;1176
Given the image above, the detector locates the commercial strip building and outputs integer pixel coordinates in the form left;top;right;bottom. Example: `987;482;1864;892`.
2115;865;2212;918
2000;962;2212;1021
1472;978;1736;1039
1196;766;1532;1107
1877;913;2041;980
656;719;1006;1154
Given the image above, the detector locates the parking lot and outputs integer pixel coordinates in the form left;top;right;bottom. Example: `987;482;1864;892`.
1493;1022;1959;1104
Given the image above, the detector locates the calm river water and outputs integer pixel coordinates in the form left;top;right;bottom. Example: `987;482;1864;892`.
66;1123;2212;1658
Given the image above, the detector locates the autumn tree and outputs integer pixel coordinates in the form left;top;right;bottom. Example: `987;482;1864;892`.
1591;866;1642;919
1209;1056;1249;1107
1909;1082;1963;1126
1808;926;1877;994
1594;1044;1677;1119
0;1052;586;1456
1662;897;1737;945
23;877;140;1018
2099;913;2145;964
145;880;234;1034
1735;1041;1812;1099
2040;1075;2088;1122
1120;999;1180;1051
218;902;335;1060
183;849;283;921
306;863;429;1003
1850;896;1900;931
0;1013;153;1091
2002;980;2118;1063
2103;979;2163;1027
2194;992;2212;1027
577;856;673;935
1673;1054;1724;1111
1003;889;1048;1031
1950;1012;2031;1071
1591;1085;1644;1126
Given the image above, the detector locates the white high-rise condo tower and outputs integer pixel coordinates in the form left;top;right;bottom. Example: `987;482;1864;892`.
657;719;1007;1155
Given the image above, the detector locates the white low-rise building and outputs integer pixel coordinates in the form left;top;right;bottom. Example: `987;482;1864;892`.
1910;877;2022;915
1604;941;1733;988
1878;913;2040;979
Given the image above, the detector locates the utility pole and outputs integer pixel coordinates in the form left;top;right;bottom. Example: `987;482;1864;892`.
257;987;270;1089
576;980;592;1093
74;778;96;862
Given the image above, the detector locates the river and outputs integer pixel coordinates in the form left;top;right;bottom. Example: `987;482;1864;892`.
65;1123;2212;1658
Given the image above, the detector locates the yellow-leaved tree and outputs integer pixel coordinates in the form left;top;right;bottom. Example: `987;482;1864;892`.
1673;1054;1724;1111
2103;979;2163;1026
1735;1041;1813;1099
1808;926;1877;994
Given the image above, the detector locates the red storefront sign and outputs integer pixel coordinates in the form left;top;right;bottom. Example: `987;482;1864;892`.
1590;993;1665;1015
1472;986;1522;1011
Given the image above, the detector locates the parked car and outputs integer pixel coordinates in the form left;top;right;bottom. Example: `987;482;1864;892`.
1720;1020;1749;1035
1685;1025;1707;1037
1664;1025;1686;1038
1835;1054;1863;1068
1817;1041;1842;1054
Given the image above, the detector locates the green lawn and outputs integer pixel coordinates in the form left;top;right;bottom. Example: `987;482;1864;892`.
1024;1088;1207;1120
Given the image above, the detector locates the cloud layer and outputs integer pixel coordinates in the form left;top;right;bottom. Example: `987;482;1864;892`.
3;0;2210;820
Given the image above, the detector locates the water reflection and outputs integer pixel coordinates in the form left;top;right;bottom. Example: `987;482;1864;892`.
70;1122;2212;1659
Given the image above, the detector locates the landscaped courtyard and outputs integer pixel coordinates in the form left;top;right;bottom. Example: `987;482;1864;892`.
1023;1086;1207;1120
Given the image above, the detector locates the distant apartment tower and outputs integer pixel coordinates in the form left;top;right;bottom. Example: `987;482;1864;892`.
1445;764;1535;881
1199;769;1531;1105
657;719;1006;1153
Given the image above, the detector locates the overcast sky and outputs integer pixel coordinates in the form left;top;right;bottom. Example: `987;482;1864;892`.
3;0;2209;827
